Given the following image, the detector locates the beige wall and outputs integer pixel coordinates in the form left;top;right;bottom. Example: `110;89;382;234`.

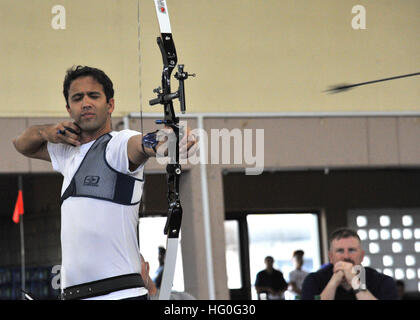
0;0;419;118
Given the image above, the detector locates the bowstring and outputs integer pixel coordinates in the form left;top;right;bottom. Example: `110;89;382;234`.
137;0;146;220
137;0;144;135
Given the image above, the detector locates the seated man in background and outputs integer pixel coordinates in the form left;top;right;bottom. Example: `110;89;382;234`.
301;228;398;300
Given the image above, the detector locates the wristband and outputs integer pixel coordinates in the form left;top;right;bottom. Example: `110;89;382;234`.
142;130;159;157
353;287;367;294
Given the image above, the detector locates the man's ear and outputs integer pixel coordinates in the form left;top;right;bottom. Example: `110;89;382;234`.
66;104;71;114
360;249;365;264
107;98;115;114
328;250;333;264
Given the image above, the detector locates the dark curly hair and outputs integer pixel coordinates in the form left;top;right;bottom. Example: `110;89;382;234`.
63;65;114;106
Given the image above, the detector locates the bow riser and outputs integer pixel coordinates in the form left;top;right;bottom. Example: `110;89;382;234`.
150;0;191;300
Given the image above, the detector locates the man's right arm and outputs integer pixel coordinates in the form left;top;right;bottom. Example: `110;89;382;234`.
301;271;342;300
12;122;80;161
320;270;344;300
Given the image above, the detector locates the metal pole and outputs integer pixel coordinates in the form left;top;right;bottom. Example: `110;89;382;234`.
197;115;216;299
18;175;25;300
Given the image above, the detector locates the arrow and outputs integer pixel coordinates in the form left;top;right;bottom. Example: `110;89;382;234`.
326;72;420;94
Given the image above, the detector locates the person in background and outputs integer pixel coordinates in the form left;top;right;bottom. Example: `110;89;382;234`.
153;246;166;288
301;228;398;300
288;250;308;298
395;280;407;300
255;256;288;300
140;253;196;300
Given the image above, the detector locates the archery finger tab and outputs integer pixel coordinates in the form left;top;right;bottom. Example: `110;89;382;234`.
73;122;82;130
64;126;80;135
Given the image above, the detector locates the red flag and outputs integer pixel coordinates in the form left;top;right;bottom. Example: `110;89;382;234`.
12;190;24;224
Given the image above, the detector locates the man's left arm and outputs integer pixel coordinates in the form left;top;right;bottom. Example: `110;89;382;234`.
354;277;398;300
336;262;399;300
127;127;197;171
371;276;399;300
354;289;378;300
127;134;154;171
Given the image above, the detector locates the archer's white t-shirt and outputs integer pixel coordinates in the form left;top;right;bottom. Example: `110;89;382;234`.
48;130;148;300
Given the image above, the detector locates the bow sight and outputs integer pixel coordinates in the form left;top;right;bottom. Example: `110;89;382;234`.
149;65;195;115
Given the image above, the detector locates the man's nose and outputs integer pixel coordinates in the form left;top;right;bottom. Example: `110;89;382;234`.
81;96;93;107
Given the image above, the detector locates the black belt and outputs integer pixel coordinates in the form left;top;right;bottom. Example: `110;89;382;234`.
61;273;145;300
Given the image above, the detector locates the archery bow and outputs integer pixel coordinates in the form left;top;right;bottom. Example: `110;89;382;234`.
149;0;194;300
